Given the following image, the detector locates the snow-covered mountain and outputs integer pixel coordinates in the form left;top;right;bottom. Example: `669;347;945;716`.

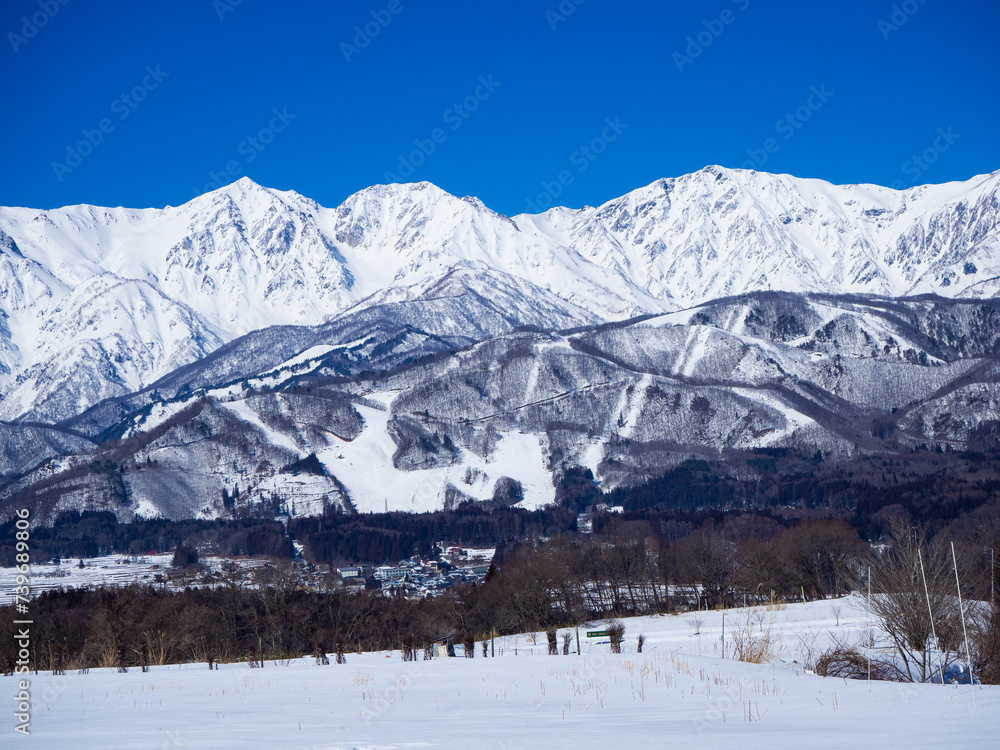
5;291;1000;524
2;167;999;424
549;166;1000;304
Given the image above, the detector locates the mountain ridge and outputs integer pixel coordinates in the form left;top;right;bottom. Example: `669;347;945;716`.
1;165;999;427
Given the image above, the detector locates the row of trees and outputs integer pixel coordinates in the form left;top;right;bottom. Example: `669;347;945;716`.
2;511;997;683
287;504;572;565
461;517;999;684
457;518;866;635
0;511;292;565
0;569;464;673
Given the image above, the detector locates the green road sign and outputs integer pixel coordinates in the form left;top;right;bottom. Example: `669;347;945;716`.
586;630;608;638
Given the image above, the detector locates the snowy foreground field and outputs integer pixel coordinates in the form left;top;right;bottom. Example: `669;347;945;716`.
6;597;997;749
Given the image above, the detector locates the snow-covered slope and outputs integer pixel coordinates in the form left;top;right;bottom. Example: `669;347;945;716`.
5;597;997;749
1;168;999;424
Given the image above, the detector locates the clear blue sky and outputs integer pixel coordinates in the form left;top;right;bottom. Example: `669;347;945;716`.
2;0;998;215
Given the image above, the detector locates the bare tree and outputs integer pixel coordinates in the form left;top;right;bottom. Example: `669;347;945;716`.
604;521;659;613
868;520;966;682
252;563;297;660
681;529;734;609
246;642;262;669
562;632;573;655
775;520;865;599
546;629;558;655
334;635;346;665
314;639;330;665
607;621;625;654
732;538;787;604
49;642;65;676
972;601;1000;684
636;634;645;653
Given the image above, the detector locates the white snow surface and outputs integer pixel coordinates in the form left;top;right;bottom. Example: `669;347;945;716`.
6;596;997;748
0;554;176;605
316;398;554;513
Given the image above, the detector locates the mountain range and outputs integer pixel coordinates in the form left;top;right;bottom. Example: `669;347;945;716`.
2;166;1000;524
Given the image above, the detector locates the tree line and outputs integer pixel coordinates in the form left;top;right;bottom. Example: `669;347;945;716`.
4;514;997;683
0;512;292;566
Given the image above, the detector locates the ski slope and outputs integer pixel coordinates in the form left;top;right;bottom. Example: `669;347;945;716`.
317;396;555;513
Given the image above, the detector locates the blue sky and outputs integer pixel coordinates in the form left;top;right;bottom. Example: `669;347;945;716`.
2;0;998;215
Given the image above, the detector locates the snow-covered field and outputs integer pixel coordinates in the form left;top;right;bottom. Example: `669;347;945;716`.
0;554;286;607
5;597;997;748
0;554;176;606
